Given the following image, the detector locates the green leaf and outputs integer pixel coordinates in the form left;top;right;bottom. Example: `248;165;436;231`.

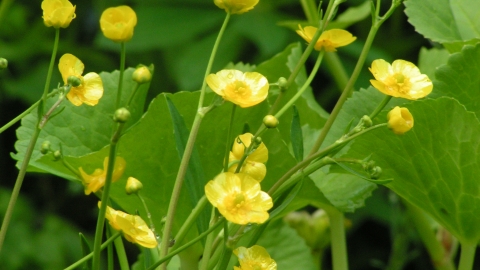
78;233;91;270
433;44;480;117
344;97;480;243
290;105;304;162
13;66;152;172
165;96;209;235
418;47;450;81
404;0;480;52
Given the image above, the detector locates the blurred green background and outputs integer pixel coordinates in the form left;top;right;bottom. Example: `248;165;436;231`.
0;0;441;269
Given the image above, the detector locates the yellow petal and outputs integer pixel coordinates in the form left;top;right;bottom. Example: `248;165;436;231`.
41;0;76;28
58;53;84;84
214;0;259;14
81;72;104;106
296;26;356;52
234;245;277;270
100;5;137;42
387;106;414;135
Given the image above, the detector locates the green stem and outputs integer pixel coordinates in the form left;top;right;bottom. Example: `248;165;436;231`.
0;28;60;252
307;2;399;156
61;158;83;179
159;13;231;266
39;90;67;128
223;104;236;172
324;52;350;92
369;96;392;120
125;83;140;109
64;232;122;270
199;209;218;270
92;123;125;270
159;112;205;268
274;51;324;120
137;193;159;250
172;196;208;250
116;42;126;109
216;221;232;270
107;226;114;270
0;89;59;134
146;219;224;270
198;12;231;111
458;242;476;270
325;206;349;270
113;230;130;270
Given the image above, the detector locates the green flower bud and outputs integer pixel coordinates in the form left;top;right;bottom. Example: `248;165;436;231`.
53;150;62;161
126;177;143;194
40;141;51;155
132;66;152;84
370;166;382;179
277;77;288;91
0;58;8;70
254;136;262;146
263;115;279;128
361;115;372;128
67;76;82;87
114;107;131;123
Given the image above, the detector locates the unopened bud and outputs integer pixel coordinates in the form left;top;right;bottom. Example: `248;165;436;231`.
254;136;262;146
126;177;143;194
132;66;152;84
114;107;131;123
67;76;82;87
0;58;8;70
53;150;62;160
263;115;279;128
277;77;288;91
361;115;372;128
40;141;51;154
370;166;382;179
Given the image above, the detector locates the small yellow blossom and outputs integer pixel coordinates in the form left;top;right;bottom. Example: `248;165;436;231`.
205;172;273;225
132;66;152;84
387;106;414;135
79;157;126;195
229;133;268;182
296;25;356;52
369;59;433;100
41;0;76;28
100;6;137;42
206;69;269;108
58;54;103;106
233;245;277;270
214;0;259;14
125;177;143;194
100;202;158;248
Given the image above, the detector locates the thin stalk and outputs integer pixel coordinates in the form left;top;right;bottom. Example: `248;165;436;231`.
216;221;232;270
159;13;231;266
308;2;400;156
125;83;140;109
0;89;59;134
107;227;114;270
199;209;218;270
92;123;126;269
198;13;230;111
405;202;455;270
115;42;126;109
64;232;122;270
39;92;66;128
146;219;224;270
458;242;476;270
325;206;349;270
223;104;236;172
137;193;159;249
0;28;60;252
113;231;130;270
369;96;392;120
172;196;208;250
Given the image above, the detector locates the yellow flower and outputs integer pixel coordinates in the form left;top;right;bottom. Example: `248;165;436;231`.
100;202;158;248
214;0;259;14
229;133;268;182
79;157;126;195
125;177;143;195
296;25;356;52
58;54;103;106
41;0;76;28
369;59;433;100
233;245;277;270
205;172;273;225
100;6;137;42
387;106;414;135
206;69;269;108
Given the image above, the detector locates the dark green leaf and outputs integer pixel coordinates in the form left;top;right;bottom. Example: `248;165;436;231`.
290;105;304;162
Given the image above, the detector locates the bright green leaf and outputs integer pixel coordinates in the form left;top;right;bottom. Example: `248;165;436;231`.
418;47;450;81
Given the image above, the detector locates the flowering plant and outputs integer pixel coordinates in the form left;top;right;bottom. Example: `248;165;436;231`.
1;0;480;270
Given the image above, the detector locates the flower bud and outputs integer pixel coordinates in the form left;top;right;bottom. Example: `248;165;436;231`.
263;115;279;128
67;75;82;87
360;115;372;128
277;77;288;91
132;66;152;84
53;150;62;160
0;58;8;70
40;141;51;154
126;177;143;194
254;136;262;146
387;106;414;135
100;6;137;42
41;0;76;28
114;107;131;123
370;166;382;180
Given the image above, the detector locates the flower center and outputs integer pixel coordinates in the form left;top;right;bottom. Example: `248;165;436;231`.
225;192;248;215
225;80;251;99
385;73;411;94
